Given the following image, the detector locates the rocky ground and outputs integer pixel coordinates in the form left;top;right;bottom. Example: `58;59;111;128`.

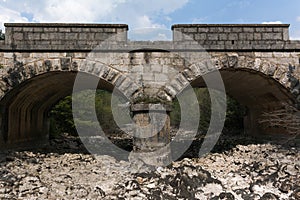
0;133;299;199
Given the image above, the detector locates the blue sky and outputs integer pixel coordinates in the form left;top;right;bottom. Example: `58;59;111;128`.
0;0;300;40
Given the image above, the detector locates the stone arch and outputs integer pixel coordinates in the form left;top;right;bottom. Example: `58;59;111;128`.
161;54;298;135
0;58;139;148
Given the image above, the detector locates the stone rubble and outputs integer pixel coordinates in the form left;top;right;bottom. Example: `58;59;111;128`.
0;134;299;199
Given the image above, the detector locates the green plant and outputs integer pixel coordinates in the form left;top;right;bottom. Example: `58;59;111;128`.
50;88;246;138
170;88;246;134
49;89;129;137
0;30;4;40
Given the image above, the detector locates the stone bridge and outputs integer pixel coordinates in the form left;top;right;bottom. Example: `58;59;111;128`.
0;23;299;153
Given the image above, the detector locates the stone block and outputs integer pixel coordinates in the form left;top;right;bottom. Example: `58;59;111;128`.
254;33;262;40
65;33;78;40
238;33;247;40
103;28;116;33
49;33;65;40
219;33;227;40
182;33;194;41
142;73;154;81
217;27;224;32
208;27;220;32
283;29;289;41
13;27;23;32
36;41;50;45
13;33;23;40
262;33;282;40
243;27;254;32
198;27;209;33
4;28;12;45
246;33;254;40
228;33;238;40
151;65;162;72
273;33;283;40
58;27;71;32
81;28;91;32
211;44;225;50
184;27;197;33
23;27;34;32
50;40;62;45
3;52;13;58
273;27;283;32
255;27;265;32
40;33;50;40
26;33;38;40
224;41;234;46
90;28;102;32
223;27;232;33
231;28;243;33
130;65;143;73
95;33;108;40
207;34;218;40
71;27;82;32
265;27;273;32
78;33;88;40
261;52;274;58
44;27;58;32
271;43;285;49
34;44;49;50
194;33;207;40
154;73;168;82
33;27;44;32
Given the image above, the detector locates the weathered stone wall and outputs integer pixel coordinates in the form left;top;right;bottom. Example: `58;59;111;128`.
0;23;299;148
1;23;300;51
0;51;299;102
172;24;300;50
3;23;128;50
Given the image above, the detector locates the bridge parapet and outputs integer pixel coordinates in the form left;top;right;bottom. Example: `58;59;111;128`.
172;24;300;50
0;23;300;51
2;23;128;51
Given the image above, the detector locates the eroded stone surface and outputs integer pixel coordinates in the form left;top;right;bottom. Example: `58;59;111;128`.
0;134;298;199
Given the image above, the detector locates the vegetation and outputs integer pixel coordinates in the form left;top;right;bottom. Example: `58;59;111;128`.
0;30;4;40
49;88;246;138
170;88;246;134
49;90;129;137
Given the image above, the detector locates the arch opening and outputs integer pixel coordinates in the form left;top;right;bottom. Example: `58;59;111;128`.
49;88;133;153
0;71;128;150
189;68;296;136
170;68;298;159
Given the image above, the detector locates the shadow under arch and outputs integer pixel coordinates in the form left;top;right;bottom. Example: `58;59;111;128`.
0;71;129;149
187;68;296;136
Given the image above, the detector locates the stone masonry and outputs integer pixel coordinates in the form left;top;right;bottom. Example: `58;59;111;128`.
0;23;299;156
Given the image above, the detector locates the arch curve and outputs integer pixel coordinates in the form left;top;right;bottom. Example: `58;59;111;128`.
162;55;298;136
0;58;139;148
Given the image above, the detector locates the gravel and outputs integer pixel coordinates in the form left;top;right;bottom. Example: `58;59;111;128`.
0;133;299;199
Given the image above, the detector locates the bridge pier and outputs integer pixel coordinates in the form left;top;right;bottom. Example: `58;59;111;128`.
130;104;172;167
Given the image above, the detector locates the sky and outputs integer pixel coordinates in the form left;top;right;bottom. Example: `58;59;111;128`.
0;0;300;40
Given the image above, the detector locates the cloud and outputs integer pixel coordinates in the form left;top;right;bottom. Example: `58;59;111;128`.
290;31;300;40
129;27;172;41
297;16;300;22
192;17;207;23
0;5;28;31
0;0;188;39
262;21;283;24
33;0;123;22
135;15;166;29
0;0;188;26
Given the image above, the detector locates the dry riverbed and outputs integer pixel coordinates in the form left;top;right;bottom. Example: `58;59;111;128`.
0;133;299;199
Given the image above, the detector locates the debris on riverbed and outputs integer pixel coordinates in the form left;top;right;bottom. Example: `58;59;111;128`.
0;133;299;199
